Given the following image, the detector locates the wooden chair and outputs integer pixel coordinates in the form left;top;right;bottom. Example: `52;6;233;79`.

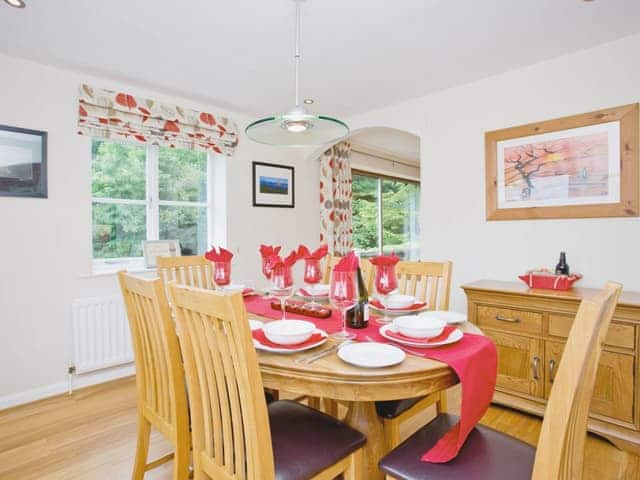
168;283;365;480
117;272;190;480
376;260;453;450
157;255;213;290
379;281;622;480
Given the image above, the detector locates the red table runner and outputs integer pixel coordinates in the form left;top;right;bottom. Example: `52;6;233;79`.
244;296;497;463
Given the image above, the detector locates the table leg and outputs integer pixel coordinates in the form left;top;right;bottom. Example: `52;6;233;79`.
344;401;386;480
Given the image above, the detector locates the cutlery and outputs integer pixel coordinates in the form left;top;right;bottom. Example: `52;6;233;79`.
296;339;353;364
364;336;425;357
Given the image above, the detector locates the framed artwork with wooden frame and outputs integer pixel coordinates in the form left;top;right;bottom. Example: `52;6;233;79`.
485;103;639;220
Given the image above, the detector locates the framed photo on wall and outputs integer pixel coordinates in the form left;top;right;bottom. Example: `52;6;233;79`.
485;103;639;220
142;239;180;268
0;124;48;198
252;161;295;208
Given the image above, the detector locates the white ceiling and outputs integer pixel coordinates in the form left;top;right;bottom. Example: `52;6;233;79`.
1;0;640;118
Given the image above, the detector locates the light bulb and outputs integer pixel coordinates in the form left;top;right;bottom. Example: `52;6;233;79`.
283;120;310;133
4;0;26;7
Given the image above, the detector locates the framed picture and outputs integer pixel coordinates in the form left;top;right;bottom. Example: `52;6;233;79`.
485;104;639;220
0;124;47;198
252;161;295;208
142;239;180;268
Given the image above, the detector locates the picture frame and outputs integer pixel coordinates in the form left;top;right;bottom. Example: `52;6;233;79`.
0;124;48;198
485;103;639;220
142;239;180;268
252;161;295;208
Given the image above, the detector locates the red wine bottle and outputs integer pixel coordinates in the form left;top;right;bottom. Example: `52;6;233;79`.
346;265;369;329
555;252;570;275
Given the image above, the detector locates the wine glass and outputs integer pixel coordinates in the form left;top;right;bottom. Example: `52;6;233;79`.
212;261;231;289
260;255;278;299
270;263;294;321
329;270;358;339
303;258;322;309
374;263;398;324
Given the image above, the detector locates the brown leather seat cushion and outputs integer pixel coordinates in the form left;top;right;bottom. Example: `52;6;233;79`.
269;400;366;480
379;414;535;480
376;397;424;419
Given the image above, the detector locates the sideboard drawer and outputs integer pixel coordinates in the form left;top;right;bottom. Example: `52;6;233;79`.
549;314;635;350
477;305;543;335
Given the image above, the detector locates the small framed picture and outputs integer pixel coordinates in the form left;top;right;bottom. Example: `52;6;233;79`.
252;161;295;208
0;124;48;198
142;240;180;268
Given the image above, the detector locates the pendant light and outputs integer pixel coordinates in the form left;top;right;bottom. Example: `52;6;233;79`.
245;0;349;146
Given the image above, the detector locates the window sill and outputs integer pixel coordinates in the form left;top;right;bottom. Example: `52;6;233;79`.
80;260;157;278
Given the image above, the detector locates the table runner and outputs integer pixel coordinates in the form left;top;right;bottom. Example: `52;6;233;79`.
244;296;497;463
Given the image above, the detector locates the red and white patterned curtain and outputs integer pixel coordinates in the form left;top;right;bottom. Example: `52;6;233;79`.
320;141;353;255
77;84;239;156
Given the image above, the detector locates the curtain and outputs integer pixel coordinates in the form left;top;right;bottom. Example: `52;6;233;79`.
320;141;353;255
77;84;239;156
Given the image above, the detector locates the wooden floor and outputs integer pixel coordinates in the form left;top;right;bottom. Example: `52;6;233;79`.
0;377;638;479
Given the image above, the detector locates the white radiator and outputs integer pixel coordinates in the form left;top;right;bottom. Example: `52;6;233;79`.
71;296;134;374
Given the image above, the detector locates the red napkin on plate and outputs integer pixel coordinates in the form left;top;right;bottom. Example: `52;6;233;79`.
386;325;456;344
259;244;282;259
252;329;324;349
204;246;234;262
297;244;329;260
369;253;401;267
370;299;427;311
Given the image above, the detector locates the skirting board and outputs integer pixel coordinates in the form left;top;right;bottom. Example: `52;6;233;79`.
0;363;135;410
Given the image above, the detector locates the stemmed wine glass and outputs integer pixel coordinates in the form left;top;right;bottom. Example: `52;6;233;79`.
374;263;398;324
212;261;231;290
303;258;322;309
329;270;358;339
270;263;294;321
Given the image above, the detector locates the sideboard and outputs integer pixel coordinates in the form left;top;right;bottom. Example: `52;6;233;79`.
463;280;640;454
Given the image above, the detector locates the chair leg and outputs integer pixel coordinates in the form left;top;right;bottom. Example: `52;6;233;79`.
132;415;151;480
307;396;321;409
344;448;363;480
382;417;401;451
322;398;339;417
437;389;448;414
173;437;191;480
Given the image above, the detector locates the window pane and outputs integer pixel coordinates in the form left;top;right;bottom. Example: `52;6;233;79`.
92;139;146;200
92;203;146;258
159;205;208;256
352;173;380;257
381;178;420;260
159;148;207;202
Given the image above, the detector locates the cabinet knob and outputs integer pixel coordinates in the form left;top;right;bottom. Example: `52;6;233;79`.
495;314;521;323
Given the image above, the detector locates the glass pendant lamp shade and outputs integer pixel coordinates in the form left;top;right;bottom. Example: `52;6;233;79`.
245;0;349;146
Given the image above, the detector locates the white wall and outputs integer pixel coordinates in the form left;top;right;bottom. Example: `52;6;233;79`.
0;53;319;405
347;33;640;312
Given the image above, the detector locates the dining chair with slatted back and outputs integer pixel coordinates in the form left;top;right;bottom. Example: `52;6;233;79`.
379;281;622;480
117;272;190;480
157;255;213;290
376;260;453;450
169;283;365;480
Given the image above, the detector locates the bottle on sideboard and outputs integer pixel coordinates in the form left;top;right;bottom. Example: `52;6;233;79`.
555;252;570;276
346;264;369;329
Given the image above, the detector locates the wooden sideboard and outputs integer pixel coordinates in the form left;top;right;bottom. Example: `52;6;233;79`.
463;280;640;454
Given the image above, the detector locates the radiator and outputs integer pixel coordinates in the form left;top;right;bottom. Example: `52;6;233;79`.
71;296;134;374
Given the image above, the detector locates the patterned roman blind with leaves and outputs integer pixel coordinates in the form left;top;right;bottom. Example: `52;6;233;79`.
77;84;239;156
320;141;353;255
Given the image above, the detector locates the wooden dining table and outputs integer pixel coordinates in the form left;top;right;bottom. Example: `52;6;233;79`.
254;313;482;480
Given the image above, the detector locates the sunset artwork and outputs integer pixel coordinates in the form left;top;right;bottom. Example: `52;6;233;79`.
496;122;621;209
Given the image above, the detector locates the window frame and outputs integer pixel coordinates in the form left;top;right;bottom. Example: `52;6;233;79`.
91;138;214;272
351;168;420;257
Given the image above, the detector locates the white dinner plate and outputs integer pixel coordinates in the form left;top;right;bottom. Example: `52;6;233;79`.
253;328;328;354
379;324;463;348
249;319;264;331
370;302;429;316
337;342;405;368
419;310;467;325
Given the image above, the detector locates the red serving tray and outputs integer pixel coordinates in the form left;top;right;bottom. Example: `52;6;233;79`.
518;273;583;291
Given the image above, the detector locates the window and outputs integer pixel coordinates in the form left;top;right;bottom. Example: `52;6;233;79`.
352;171;420;260
91;139;211;266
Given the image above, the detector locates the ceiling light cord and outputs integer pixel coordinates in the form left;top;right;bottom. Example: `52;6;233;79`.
294;0;301;108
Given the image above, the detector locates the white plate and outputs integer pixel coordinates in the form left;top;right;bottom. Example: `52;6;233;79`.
249;319;264;330
379;324;463;348
338;342;405;368
370;303;429;316
253;328;328;354
419;310;467;325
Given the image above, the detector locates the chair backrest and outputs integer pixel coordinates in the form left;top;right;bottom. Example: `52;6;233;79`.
117;272;189;443
157;255;213;290
532;282;622;480
395;260;453;310
323;254;374;292
169;283;274;480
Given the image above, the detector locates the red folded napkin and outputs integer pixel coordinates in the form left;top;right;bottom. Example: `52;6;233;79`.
252;329;325;349
242;288;257;297
259;244;282;259
386;325;456;344
370;299;427;311
334;251;359;272
369;253;400;267
204;246;233;262
297;244;329;260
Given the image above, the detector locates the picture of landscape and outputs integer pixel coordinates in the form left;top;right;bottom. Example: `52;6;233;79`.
497;122;620;209
259;175;289;195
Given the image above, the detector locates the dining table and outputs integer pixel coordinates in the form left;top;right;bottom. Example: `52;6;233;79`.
252;307;483;480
